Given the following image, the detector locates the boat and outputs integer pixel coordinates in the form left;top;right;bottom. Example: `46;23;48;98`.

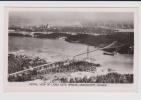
103;51;118;56
103;52;115;56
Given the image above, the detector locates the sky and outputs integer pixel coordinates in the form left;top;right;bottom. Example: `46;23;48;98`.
9;11;134;27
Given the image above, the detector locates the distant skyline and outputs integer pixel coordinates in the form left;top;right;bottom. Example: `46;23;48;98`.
9;11;134;27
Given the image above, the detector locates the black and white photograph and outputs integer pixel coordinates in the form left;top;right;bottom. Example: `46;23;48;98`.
7;7;136;88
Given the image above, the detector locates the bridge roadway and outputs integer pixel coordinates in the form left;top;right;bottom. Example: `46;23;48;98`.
8;60;74;76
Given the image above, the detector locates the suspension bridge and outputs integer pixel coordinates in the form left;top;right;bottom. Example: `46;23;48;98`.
8;41;123;77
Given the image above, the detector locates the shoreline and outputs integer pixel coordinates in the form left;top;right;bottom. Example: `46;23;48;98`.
8;53;133;83
9;31;134;54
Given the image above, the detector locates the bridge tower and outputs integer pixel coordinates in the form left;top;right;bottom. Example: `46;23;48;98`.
86;46;89;59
